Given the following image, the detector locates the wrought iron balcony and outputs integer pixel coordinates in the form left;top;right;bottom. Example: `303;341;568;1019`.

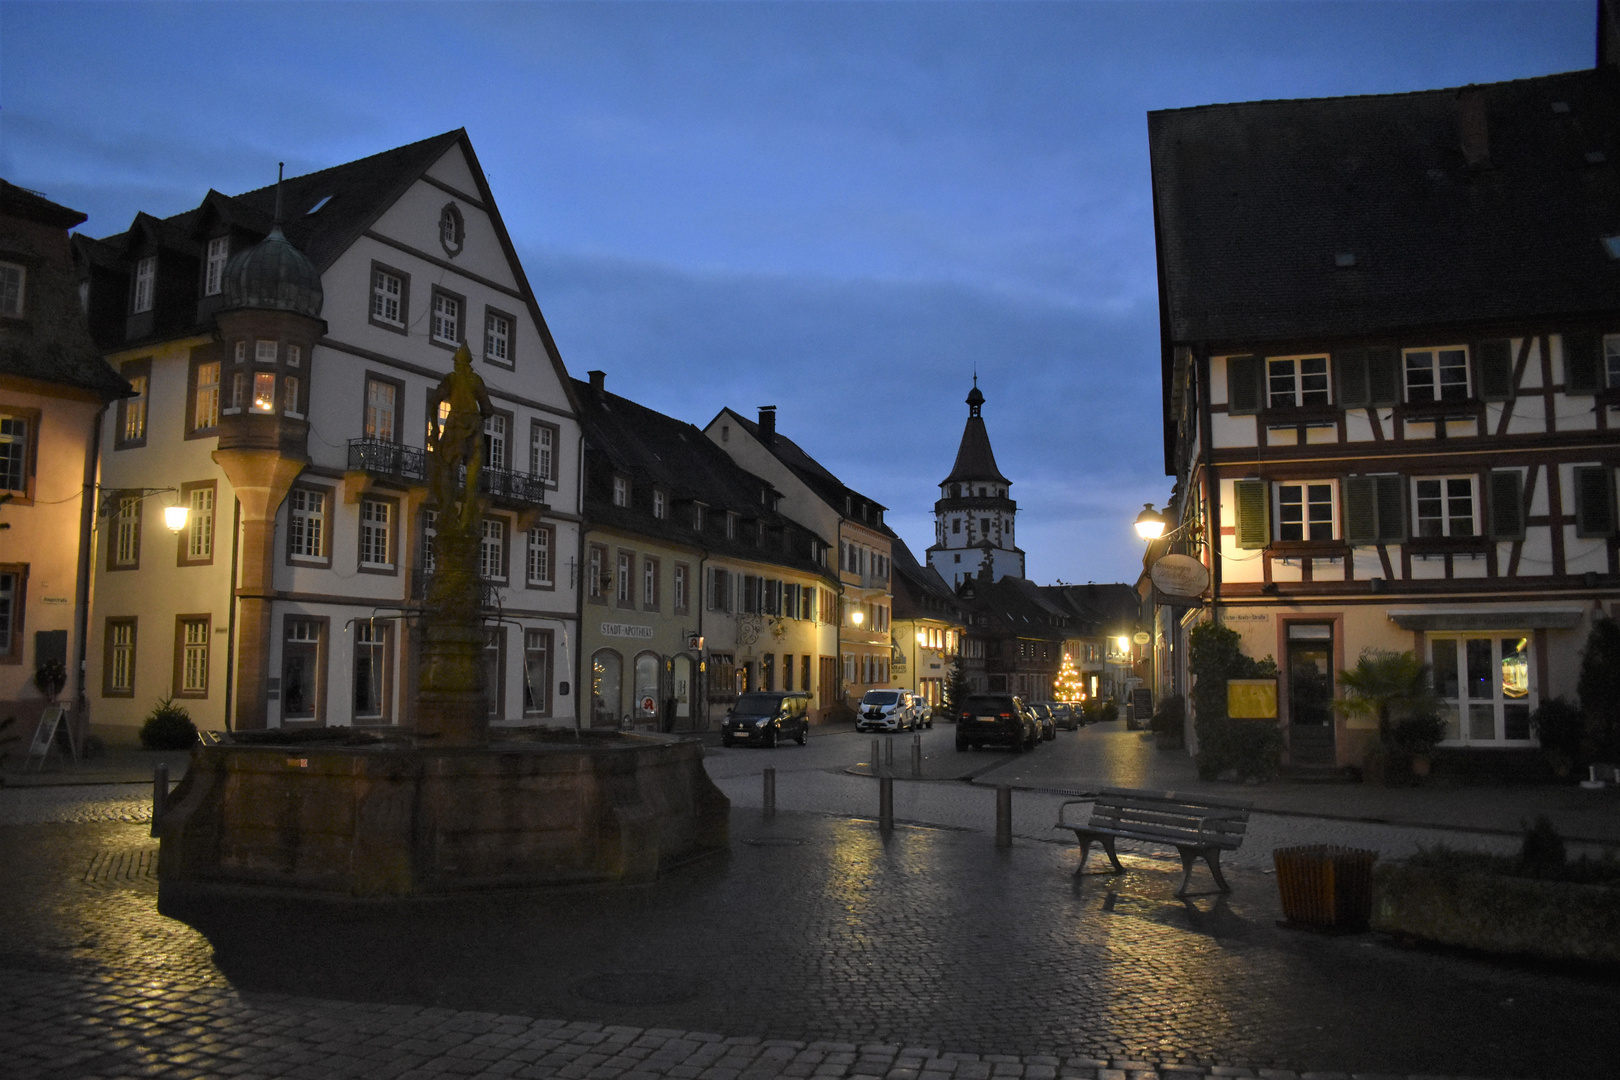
347;439;549;508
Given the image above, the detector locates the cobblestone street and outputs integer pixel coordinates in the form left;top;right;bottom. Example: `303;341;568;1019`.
3;754;1617;1080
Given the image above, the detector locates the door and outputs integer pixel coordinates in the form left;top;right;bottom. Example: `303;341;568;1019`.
1286;624;1335;765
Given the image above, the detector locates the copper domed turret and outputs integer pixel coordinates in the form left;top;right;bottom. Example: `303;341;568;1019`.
220;224;323;317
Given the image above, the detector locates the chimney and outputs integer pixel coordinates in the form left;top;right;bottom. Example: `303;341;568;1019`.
758;405;776;447
1459;87;1490;168
588;370;605;393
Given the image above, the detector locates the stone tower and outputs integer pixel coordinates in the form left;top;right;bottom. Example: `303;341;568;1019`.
927;378;1024;588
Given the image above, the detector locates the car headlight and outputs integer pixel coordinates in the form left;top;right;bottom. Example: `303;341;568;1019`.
756;719;770;728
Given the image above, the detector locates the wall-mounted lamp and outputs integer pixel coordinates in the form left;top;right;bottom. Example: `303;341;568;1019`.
1134;504;1167;540
96;487;188;533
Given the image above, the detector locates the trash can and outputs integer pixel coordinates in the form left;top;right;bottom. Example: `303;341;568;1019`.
1273;845;1378;932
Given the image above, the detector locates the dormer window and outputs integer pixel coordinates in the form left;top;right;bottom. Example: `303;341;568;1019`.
726;512;738;539
693;504;705;532
255;340;277;364
204;237;229;296
0;262;25;317
612;476;629;508
653;489;667;519
132;256;155;313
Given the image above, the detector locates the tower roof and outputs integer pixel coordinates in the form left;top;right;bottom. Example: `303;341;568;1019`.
942;378;1010;486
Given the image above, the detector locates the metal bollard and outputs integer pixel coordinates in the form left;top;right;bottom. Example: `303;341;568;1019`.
150;763;169;838
879;775;894;831
871;738;881;775
912;734;923;777
885;737;894;768
995;785;1013;848
763;767;776;817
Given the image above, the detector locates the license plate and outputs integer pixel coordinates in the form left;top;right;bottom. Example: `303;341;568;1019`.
977;716;997;723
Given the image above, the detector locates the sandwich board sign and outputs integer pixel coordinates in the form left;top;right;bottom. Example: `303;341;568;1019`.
25;704;71;770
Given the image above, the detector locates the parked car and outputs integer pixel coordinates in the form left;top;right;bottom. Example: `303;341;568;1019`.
913;700;935;728
954;693;1037;751
855;689;919;733
1035;701;1078;731
1027;703;1057;741
721;691;812;748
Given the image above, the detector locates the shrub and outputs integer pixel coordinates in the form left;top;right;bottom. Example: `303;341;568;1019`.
1519;815;1567;878
1532;697;1584;776
1189;621;1280;781
1100;699;1118;724
33;657;67;700
139;698;198;750
1578;617;1620;763
1151;693;1186;745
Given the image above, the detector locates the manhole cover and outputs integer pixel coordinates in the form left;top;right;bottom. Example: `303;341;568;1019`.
743;837;808;847
83;849;158;888
571;971;703;1005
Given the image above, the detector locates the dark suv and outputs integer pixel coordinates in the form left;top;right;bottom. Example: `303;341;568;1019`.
721;691;811;748
954;693;1036;751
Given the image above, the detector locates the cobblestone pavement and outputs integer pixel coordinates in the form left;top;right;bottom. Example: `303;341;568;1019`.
3;785;1618;1080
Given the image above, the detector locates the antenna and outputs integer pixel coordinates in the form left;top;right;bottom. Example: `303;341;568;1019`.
273;162;284;226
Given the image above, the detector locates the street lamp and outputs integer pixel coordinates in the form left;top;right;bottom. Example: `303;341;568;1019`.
1134;503;1168;540
163;502;190;533
851;609;864;627
97;486;188;533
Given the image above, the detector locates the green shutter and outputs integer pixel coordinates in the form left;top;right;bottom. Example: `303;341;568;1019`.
1476;339;1514;401
1367;346;1400;406
1227;355;1262;415
1565;334;1600;395
1234;479;1268;549
1344;476;1376;544
1575;466;1616;537
1488;470;1525;541
1335;348;1370;408
1375;475;1407;543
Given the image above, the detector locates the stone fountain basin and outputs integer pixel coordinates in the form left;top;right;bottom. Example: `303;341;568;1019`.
157;731;729;898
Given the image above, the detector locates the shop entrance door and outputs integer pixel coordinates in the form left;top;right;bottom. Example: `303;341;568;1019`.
1286;624;1335;765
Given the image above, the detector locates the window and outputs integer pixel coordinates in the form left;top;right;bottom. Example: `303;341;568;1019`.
588;543;607;602
1604;334;1620;390
523;629;552;717
1274;481;1337;541
653;489;666;519
228;371;244;414
353;620;391;722
484;309;512;366
203;237;229;296
430;288;462;346
104;618;136;697
642;556;660;610
1430;634;1534;745
692;504;705;532
180;482;215;565
111;495;141;569
255;339;278;364
726;512;737;539
0;261;25;317
175;616;210;697
673;562;689;613
1413;477;1477;538
288;488;327;561
480;518;507;581
0;569;21;660
525;525;554;587
1404;347;1469;404
439;203;465;257
283;376;301;417
1267;355;1330;408
359;498;394;570
612;476;629;507
194;361;220;430
484;629;506;720
1574;466;1616;538
119;362;149;447
784;583;801;620
281;618;321;720
529;422;556;482
617;551;633;607
365;377;399;442
484;414;508;470
251;370;275;414
132;256;155;313
0;413;29;494
423;509;438;574
370;264;406;329
287;344;301;368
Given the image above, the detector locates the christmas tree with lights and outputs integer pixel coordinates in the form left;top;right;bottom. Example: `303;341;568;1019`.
1055;653;1085;702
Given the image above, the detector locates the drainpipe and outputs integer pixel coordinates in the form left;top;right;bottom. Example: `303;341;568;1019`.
573;431;586;730
223;497;241;730
72;403;108;738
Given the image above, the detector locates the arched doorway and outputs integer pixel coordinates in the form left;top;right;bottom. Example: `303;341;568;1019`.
671;653;695;731
591;649;622;728
633;651;661;725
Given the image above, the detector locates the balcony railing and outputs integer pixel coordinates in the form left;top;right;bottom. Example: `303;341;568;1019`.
348;439;549;508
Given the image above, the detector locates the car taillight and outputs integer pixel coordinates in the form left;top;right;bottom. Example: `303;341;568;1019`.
999;711;1011;719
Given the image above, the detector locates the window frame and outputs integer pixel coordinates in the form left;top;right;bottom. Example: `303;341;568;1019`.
0;260;25;318
1265;354;1332;410
357;495;399;575
172;614;212;699
108;493;141;571
1604;333;1620;391
286;484;332;567
482;306;516;369
369;261;410;334
429;285;466;349
483;409;513;472
587;543;609;605
0;406;39;502
203;236;229;297
1403;345;1472;405
616;549;634;609
1574;465;1617;538
612;475;629;508
1429;632;1536;747
642;555;661;611
363;372;405;444
279;614;328;723
1412;475;1480;539
524;524;555;590
187;352;221;436
479;516;509;583
103;616;137;697
1272;479;1339;543
351;618;393;723
131;255;155;314
0;565;25;664
176;480;217;567
523;628;553;718
673;561;690;615
115;359;151;449
528;420;558;485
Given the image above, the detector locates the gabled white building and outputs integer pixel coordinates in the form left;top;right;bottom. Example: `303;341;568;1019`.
76;131;582;739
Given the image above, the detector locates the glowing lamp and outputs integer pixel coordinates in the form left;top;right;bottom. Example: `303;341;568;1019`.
851;610;865;626
164;504;190;533
1134;503;1167;540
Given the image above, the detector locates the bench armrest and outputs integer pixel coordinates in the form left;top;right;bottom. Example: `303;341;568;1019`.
1055;798;1092;830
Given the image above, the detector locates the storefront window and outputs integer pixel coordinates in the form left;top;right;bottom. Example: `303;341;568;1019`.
1430;634;1533;744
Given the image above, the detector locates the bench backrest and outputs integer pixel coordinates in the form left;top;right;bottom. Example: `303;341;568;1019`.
1092;787;1252;849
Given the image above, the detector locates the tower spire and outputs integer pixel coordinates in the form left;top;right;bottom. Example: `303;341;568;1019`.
273;162;284;228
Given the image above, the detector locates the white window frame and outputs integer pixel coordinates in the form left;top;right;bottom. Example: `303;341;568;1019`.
1404;346;1470;404
371;267;404;326
1429;633;1536;746
360;498;393;569
180;618;210;694
132;256;155;313
0;261;24;317
1605;333;1620;390
431;291;461;345
113;496;140;567
1413;475;1478;538
612;476;628;508
484;310;511;364
186;486;214;561
525;525;553;587
195;361;221;429
529;423;555;482
365;378;397;442
250;370;276;414
483;414;508;471
204;237;229;296
1273;480;1338;542
1267;354;1331;409
0;414;28;493
255;339;277;364
642;557;658;608
108;621;135;694
288;488;326;561
653;489;666;519
480;518;506;582
123;374;148;442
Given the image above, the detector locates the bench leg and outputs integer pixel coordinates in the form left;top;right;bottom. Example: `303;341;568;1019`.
1206;848;1232;892
1099;835;1124;874
1073;834;1126;875
1174;847;1233;897
1175;848;1199;897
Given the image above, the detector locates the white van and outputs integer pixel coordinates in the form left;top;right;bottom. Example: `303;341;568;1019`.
855;689;918;732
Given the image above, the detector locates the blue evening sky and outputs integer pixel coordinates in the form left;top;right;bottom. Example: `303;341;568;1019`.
0;1;1596;584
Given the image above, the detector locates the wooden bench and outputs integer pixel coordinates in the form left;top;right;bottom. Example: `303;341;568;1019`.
1055;787;1253;896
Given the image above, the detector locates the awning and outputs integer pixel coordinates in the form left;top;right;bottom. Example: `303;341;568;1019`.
1386;605;1588;632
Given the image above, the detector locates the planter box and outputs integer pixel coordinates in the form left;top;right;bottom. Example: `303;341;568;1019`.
1274;845;1377;931
1373;863;1620;965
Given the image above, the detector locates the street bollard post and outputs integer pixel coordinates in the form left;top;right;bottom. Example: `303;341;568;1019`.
885;736;894;768
763;767;776;817
150;763;169;838
871;738;881;775
912;734;923;776
879;774;894;831
995;785;1012;848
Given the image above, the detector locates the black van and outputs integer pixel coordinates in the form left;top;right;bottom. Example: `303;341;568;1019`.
721;691;812;748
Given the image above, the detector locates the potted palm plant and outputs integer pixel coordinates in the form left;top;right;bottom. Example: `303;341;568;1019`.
1337;649;1446;784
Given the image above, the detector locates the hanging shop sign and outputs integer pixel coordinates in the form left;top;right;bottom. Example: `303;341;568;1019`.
1149;554;1210;599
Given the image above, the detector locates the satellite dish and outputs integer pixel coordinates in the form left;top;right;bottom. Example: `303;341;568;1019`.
1150;553;1210;598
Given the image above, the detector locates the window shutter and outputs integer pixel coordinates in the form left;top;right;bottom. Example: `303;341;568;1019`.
1476;339;1514;401
1575;466;1616;537
1335;348;1370;407
1233;479;1268;549
1226;355;1262;415
1565;334;1600;395
1487;470;1525;541
1367;346;1400;406
1344;476;1376;544
1374;475;1406;543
